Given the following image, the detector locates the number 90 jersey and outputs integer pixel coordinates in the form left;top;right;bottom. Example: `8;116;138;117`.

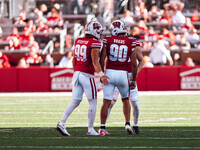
103;36;140;71
74;37;102;75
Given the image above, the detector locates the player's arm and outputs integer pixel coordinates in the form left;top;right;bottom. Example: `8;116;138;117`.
72;55;76;71
100;45;107;72
130;48;138;89
136;47;144;75
91;48;109;85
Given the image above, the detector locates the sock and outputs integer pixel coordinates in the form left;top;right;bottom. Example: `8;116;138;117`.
125;122;130;126
61;99;81;123
88;99;97;128
106;100;116;124
131;101;140;127
100;124;106;129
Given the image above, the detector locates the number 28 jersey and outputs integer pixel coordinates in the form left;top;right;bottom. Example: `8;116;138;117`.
74;37;102;75
103;36;140;71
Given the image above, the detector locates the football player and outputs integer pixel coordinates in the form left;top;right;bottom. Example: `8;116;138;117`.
107;46;144;134
56;21;109;136
99;20;140;135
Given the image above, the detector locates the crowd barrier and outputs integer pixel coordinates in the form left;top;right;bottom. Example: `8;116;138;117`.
0;66;200;92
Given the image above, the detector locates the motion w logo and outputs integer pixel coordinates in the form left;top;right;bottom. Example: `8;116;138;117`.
93;23;100;29
112;21;121;28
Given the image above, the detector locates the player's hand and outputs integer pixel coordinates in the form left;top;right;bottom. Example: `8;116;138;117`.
100;75;109;86
129;81;136;90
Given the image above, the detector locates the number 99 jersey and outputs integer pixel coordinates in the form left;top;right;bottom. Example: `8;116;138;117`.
103;36;139;71
74;37;102;75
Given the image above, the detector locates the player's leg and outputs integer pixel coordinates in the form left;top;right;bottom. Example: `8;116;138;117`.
106;87;119;123
121;97;133;134
117;72;133;134
130;86;140;134
99;82;115;135
79;74;99;135
57;83;83;136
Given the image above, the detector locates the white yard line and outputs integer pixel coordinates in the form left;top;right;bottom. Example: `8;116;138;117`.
0;112;200;115
0;146;199;149
0;91;200;97
1;137;200;140
0;123;200;125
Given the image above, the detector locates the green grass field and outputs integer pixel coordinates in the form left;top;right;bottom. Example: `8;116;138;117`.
0;94;200;150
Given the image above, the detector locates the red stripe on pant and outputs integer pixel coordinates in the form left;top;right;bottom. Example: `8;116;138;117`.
92;78;97;99
90;78;94;99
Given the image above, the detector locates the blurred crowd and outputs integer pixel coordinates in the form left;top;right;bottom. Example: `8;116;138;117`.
120;0;199;67
0;0;199;68
0;3;73;68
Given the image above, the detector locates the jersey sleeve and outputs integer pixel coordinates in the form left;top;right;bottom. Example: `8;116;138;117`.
129;37;140;51
135;39;140;47
91;40;102;49
102;38;107;47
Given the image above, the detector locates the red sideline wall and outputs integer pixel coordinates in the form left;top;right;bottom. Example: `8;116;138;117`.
0;66;200;92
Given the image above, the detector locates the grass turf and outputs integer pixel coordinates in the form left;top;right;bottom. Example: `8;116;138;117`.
0;94;200;149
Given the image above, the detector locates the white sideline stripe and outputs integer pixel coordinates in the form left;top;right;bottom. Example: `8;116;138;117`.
1;137;200;140
0;129;13;132
50;69;74;77
0;146;200;149
0;91;200;97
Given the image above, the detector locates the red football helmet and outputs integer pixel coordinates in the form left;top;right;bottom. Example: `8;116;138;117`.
85;21;103;39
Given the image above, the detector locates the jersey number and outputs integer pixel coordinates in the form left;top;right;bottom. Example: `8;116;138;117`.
109;44;128;62
75;44;87;62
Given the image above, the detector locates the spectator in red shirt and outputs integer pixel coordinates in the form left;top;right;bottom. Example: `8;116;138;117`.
161;28;176;47
47;7;62;26
137;20;148;39
22;35;39;53
147;27;159;41
23;47;43;65
160;10;172;24
191;10;199;22
23;20;36;32
20;28;33;42
5;27;20;41
0;51;11;68
5;37;21;51
182;18;195;31
36;20;49;33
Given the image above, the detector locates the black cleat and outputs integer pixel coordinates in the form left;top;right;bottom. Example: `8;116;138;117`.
133;126;141;134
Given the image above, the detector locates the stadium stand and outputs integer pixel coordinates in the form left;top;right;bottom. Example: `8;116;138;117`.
0;0;200;67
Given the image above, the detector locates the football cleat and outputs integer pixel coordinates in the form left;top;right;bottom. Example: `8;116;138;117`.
86;128;100;136
98;129;110;136
56;122;71;136
133;126;141;134
125;125;133;135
